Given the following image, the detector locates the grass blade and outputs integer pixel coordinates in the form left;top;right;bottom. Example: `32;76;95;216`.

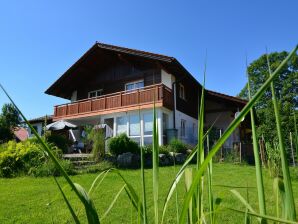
54;177;80;224
178;45;298;224
266;52;296;221
207;134;214;224
110;169;143;219
246;59;267;220
230;189;256;214
100;185;126;221
139;109;147;224
88;169;111;195
161;115;235;223
227;207;298;224
152;100;159;224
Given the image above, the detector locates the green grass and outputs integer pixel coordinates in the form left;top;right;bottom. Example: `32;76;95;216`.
0;164;297;224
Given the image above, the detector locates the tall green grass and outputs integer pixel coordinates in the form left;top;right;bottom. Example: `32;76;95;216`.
266;51;296;220
246;59;267;221
1;44;297;224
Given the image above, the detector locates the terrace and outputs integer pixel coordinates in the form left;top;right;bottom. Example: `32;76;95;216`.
53;84;173;121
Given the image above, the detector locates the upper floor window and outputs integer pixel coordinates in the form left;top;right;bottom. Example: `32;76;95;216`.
125;80;144;91
179;83;185;100
88;89;103;98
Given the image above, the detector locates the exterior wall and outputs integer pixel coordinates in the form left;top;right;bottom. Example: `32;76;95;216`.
205;99;241;148
175;75;200;119
75;61;161;101
175;109;198;145
28;122;44;137
161;69;175;89
67;107;172;146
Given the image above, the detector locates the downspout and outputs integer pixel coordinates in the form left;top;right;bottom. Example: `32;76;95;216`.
172;81;177;129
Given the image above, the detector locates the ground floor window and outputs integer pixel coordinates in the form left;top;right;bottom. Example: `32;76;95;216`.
181;119;186;137
116;116;127;135
129;114;140;136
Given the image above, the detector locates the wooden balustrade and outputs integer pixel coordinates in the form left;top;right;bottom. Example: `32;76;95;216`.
53;84;173;119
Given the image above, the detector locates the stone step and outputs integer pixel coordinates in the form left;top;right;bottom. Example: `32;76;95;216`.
63;153;93;161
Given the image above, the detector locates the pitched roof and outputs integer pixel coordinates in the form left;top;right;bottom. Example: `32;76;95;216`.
45;42;199;97
206;89;248;105
95;42;175;62
27;115;53;123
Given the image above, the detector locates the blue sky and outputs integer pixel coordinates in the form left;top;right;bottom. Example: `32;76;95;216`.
0;0;297;119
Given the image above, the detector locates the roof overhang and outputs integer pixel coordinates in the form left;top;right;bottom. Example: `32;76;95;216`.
45;42;200;99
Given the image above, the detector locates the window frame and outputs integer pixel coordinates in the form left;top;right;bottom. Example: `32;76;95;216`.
179;83;186;100
125;80;144;91
88;89;103;98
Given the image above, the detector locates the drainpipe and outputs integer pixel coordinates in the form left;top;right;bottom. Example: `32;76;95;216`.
172;82;177;129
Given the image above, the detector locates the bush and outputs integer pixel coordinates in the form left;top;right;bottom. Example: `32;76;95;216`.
159;145;170;155
0;140;73;178
0;141;46;177
141;145;152;155
108;133;139;156
168;138;188;154
46;134;71;154
29;159;76;177
87;128;105;161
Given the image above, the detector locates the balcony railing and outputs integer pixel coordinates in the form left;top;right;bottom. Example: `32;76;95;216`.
53;84;173;120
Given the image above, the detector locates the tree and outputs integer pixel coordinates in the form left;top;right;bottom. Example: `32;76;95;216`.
0;103;22;142
238;51;298;149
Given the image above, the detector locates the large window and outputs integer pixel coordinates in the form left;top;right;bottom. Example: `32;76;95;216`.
129;114;140;136
125;80;144;91
143;113;153;136
88;89;103;98
116;116;127;135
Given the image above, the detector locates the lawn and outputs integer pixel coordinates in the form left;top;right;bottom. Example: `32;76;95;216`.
0;163;298;224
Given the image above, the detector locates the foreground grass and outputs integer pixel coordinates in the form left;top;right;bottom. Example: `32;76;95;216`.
0;163;297;224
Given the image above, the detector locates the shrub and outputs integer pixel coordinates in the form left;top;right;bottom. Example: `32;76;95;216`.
46;134;71;154
29;159;76;177
108;133;139;156
0;140;46;177
87;128;105;161
141;145;152;155
159;145;170;155
0;140;71;178
168;138;188;154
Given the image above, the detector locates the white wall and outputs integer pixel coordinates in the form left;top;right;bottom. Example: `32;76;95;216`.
161;69;175;89
175;110;198;145
28;122;43;137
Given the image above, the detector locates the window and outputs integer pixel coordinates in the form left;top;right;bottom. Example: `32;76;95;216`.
88;89;103;98
129;114;140;136
116;116;127;135
179;84;185;100
143;113;153;135
181;119;186;137
31;126;38;134
125;80;144;91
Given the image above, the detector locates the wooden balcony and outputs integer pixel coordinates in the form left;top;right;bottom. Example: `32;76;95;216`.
53;84;173;120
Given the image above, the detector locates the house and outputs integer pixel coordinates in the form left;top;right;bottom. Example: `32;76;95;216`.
27;115;53;137
45;42;250;149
